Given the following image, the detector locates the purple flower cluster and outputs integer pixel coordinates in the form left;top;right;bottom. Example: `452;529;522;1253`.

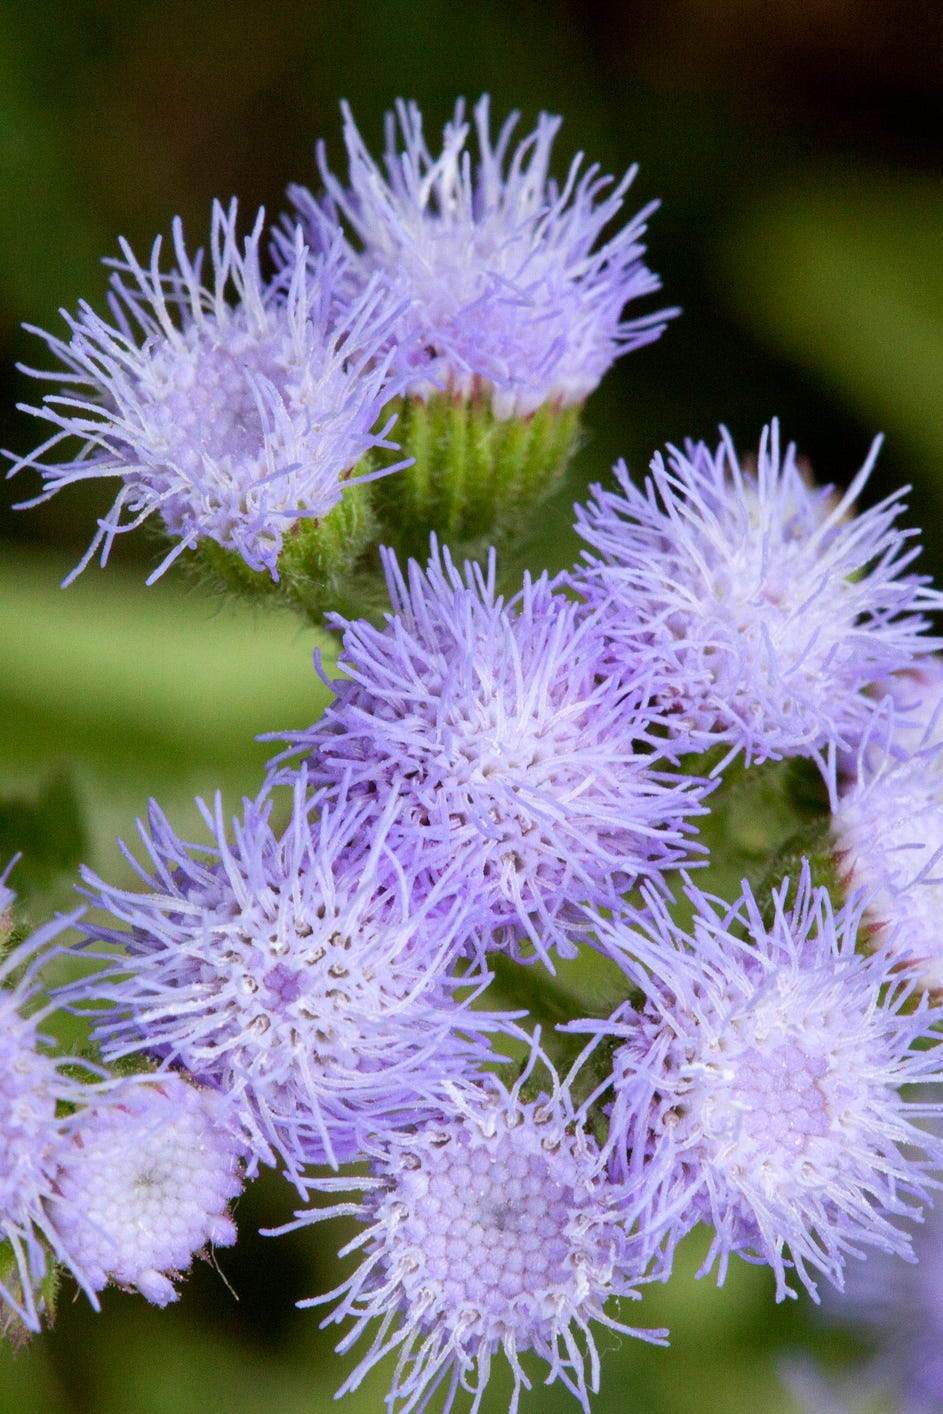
281;1044;666;1414
833;661;943;992
8;91;943;1414
49;1074;244;1309
8;97;669;586
571;422;942;786
571;866;943;1302
9;203;409;584
795;1191;943;1413
1;915;93;1332
63;771;509;1178
40;412;943;1406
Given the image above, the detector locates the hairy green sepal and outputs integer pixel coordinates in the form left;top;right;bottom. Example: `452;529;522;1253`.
0;1239;58;1345
186;397;581;623
371;394;582;565
193;477;378;625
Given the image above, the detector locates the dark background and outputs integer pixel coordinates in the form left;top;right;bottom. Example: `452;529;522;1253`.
0;2;940;1411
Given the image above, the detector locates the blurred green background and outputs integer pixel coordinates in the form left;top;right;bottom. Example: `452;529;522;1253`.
1;0;940;1410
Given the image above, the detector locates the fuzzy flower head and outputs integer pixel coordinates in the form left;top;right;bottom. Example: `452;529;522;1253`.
572;421;942;785
574;864;943;1302
60;772;506;1176
274;540;709;967
808;1193;943;1414
48;1074;244;1308
839;655;943;783
290;1051;665;1414
0;916;109;1331
10;200;408;583
285;96;674;419
834;722;943;994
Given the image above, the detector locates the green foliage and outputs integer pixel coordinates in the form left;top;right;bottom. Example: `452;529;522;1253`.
0;773;87;906
688;752;832;916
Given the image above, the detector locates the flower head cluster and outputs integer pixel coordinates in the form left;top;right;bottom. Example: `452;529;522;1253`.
572;422;942;785
284;96;673;418
11;82;943;1414
573;865;943;1302
274;540;709;966
48;1074;245;1308
9;201;409;583
287;1050;665;1414
60;772;507;1176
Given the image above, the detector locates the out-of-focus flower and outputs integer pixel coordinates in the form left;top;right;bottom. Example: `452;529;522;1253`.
799;1189;943;1414
834;723;943;994
0;916;105;1331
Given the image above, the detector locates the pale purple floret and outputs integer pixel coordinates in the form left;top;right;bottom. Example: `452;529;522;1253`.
804;1194;943;1414
282;96;675;419
0;914;111;1330
569;863;943;1302
278;1047;667;1414
272;539;709;967
834;714;943;994
839;656;943;781
47;1074;244;1308
572;420;943;790
58;771;508;1177
8;200;409;583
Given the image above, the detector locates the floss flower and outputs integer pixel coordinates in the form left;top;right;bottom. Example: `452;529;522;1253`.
800;1192;943;1414
283;1052;666;1414
287;95;673;417
837;654;943;783
571;864;943;1302
58;772;508;1176
274;539;709;967
572;421;943;786
9;199;409;590
0;916;108;1332
47;1074;245;1308
281;96;675;560
833;728;943;994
